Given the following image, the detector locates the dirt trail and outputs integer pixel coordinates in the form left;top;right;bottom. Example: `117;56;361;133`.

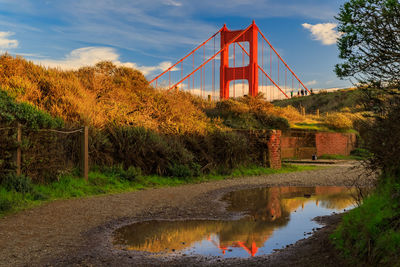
0;163;365;266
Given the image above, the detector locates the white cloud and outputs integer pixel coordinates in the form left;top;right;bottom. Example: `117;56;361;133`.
33;46;174;76
305;80;317;86
302;23;341;45
164;0;182;7
0;31;18;49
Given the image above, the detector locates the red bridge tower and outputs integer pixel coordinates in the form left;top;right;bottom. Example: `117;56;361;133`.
220;21;259;99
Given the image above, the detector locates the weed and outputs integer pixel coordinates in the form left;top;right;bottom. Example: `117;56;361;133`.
1;173;33;194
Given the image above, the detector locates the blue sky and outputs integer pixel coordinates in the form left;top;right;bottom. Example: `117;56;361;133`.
0;0;350;89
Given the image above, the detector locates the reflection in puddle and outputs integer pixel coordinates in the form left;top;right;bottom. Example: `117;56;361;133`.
113;186;356;258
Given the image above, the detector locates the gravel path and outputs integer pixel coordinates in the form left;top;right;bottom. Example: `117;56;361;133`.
0;163;367;266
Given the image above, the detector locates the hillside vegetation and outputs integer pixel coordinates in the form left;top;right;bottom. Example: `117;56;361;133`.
0;55;212;134
273;88;364;113
0;54;365;134
0;54;365;185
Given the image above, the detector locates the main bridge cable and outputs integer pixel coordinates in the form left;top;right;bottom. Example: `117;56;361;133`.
167;24;253;92
236;42;289;99
257;28;311;94
149;28;223;85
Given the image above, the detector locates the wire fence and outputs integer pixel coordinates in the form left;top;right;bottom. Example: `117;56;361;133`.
0;123;89;182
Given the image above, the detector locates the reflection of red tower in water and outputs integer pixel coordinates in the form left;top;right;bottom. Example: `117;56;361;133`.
236;241;259;257
267;187;282;220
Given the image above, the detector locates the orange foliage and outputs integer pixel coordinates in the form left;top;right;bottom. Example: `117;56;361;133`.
0;54;211;134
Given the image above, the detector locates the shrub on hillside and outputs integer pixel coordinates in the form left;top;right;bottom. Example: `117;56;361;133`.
207;96;290;131
0;55;212;133
272;105;303;122
0;90;63;129
107;126;194;175
203;130;250;170
324;112;354;130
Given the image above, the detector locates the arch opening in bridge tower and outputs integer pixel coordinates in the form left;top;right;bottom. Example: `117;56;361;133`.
229;79;249;98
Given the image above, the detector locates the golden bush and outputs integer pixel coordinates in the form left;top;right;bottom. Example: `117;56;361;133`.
323;112;354;130
0;54;212;134
273;105;303;122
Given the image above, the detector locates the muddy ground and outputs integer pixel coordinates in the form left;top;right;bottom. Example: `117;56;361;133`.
0;162;370;266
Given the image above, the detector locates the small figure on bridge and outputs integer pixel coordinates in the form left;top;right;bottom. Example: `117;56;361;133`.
301;89;304;96
297;91;300;97
305;90;308;96
290;91;293;98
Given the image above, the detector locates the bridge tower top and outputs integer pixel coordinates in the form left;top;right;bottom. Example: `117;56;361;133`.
220;21;259;99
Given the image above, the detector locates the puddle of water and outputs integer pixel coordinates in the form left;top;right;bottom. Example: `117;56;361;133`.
113;186;357;258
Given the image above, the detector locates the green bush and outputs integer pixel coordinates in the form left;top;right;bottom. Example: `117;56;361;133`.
207;130;250;170
0;90;63;129
96;164;142;182
107;126;194;175
256;114;290;131
1;173;33;194
350;148;371;159
167;163;193;178
120;166;142;181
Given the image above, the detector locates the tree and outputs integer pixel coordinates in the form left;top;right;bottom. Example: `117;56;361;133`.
335;0;400;85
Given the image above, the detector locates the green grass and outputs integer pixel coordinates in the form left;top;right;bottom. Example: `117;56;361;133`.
291;123;359;134
0;164;320;217
319;154;364;160
331;179;400;265
291;122;330;131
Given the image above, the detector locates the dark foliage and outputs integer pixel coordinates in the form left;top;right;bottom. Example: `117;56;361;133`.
0;126;17;178
20;129;80;183
363;96;400;176
335;0;400;84
1;173;33;194
106;126;194;175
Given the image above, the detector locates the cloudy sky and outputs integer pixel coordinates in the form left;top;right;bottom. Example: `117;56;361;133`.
0;0;350;89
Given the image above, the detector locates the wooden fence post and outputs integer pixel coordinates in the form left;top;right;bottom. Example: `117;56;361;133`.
16;123;21;176
81;126;89;180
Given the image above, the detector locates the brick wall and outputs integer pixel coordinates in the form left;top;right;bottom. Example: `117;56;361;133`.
281;136;298;158
268;130;282;169
315;132;357;156
281;134;316;159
